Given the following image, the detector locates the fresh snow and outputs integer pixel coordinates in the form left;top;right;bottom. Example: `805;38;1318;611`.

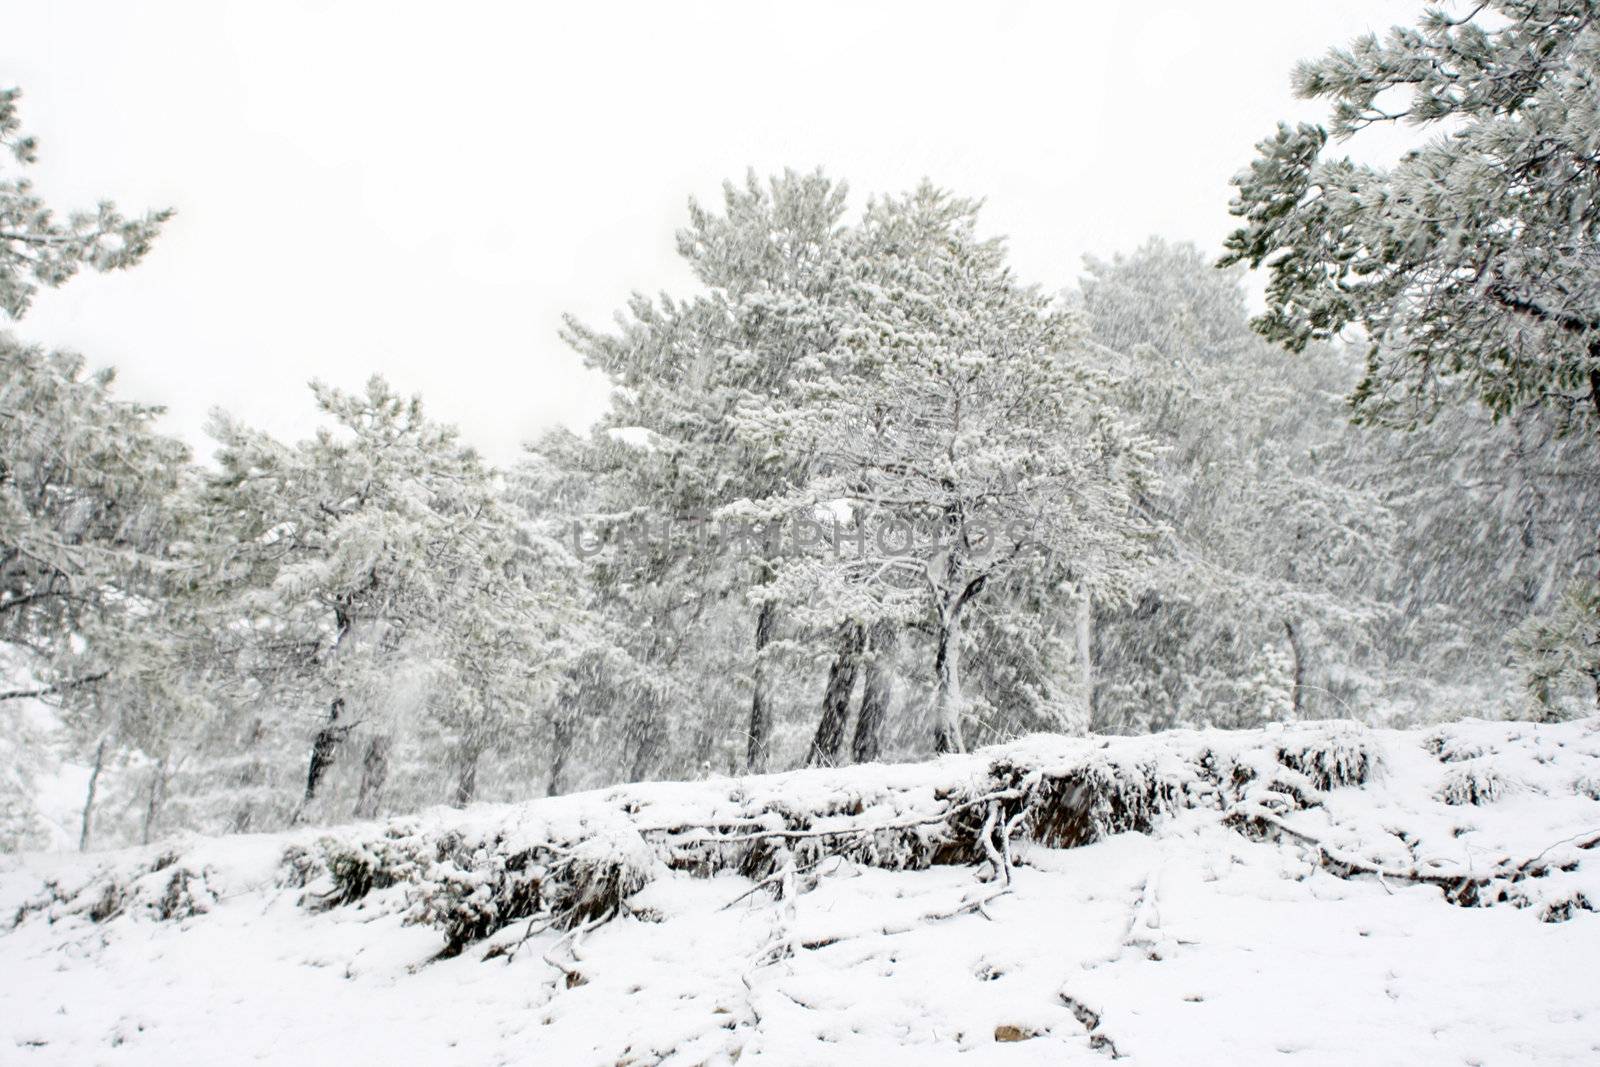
3;719;1599;1065
607;426;661;452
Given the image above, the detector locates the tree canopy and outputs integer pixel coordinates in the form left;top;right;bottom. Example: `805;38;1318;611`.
1220;1;1600;433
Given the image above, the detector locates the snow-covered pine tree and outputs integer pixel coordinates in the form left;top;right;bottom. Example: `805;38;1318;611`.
1512;579;1600;716
0;86;170;319
735;184;1158;753
0;84;185;849
506;430;660;795
0;341;189;695
0;340;193;848
1078;240;1394;730
560;170;852;773
194;378;539;821
426;460;596;807
1222;1;1600;714
1222;1;1600;434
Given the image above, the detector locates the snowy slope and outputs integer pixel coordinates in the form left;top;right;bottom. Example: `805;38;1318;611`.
3;719;1600;1066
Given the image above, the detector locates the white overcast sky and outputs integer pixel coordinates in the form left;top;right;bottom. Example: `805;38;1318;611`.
4;0;1414;462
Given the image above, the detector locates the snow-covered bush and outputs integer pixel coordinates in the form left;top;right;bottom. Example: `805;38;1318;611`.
1423;728;1487;764
13;849;215;927
1272;721;1380;790
1435;762;1512;807
284;823;440;913
1000;748;1186;849
1540;892;1594;924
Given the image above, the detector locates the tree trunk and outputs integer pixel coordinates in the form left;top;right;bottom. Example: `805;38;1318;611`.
746;600;777;772
232;717;266;833
79;736;106;852
453;743;481;808
300;607;356;817
931;614;965;754
807;623;864;767
549;693;578;797
354;734;390;819
931;575;987;755
629;690;662;783
302;697;347;807
852;621;896;764
1285;619;1307;719
548;720;572;797
1074;594;1094;734
141;757;168;845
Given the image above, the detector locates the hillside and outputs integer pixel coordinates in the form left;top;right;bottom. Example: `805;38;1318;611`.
4;719;1600;1066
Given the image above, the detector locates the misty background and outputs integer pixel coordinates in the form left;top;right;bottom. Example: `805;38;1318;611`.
4;0;1408;461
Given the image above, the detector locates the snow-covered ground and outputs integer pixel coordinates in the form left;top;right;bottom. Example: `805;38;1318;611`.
3;719;1599;1066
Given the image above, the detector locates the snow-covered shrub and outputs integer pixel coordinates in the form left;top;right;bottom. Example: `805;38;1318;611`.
1273;721;1379;789
555;829;656;923
1572;775;1600;801
288;816;660;958
271;739;1205;956
284;821;442;912
408;837;588;956
1241;765;1324;814
1539;892;1593;924
1002;750;1184;849
152;861;214;921
12;849;216;927
1436;762;1512;807
1422;728;1486;764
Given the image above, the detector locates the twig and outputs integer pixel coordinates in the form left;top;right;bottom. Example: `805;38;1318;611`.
798;883;1013;949
719;849;850;911
484;913;558;964
540;913;605;984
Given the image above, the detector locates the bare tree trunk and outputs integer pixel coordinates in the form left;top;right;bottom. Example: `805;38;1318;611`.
1075;594;1094;734
79;737;106;853
807;624;864;767
453;743;481;808
931;576;987;755
746;600;777;772
852;621;896;764
302;697;348;808
628;683;664;783
354;734;390;819
300;607;356;817
931;614;965;755
549;686;582;796
232;718;266;833
141;757;168;845
1285;620;1307;719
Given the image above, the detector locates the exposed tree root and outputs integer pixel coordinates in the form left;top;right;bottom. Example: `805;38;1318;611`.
1227;806;1600;908
1060;993;1125;1059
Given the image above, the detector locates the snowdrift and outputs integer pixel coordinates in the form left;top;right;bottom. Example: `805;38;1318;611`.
4;719;1600;1065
